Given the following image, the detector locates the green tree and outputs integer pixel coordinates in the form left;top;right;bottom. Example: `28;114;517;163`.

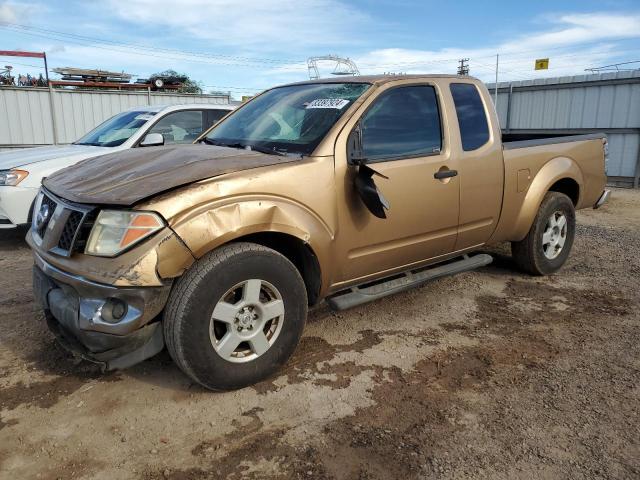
150;69;203;94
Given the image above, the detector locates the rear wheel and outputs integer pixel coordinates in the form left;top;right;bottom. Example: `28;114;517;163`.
511;191;576;276
164;242;307;391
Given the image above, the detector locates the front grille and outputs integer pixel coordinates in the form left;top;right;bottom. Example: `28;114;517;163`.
57;211;83;251
37;194;57;237
35;190;95;257
72;210;97;252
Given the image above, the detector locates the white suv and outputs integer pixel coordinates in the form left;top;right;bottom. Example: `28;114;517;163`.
0;103;235;228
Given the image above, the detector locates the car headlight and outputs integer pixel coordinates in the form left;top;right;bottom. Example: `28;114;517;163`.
0;169;29;186
85;210;164;257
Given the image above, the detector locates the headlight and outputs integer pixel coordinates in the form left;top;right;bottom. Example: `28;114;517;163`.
0;169;29;186
85;210;164;257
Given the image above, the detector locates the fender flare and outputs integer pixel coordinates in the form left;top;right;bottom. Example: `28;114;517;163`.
510;157;583;242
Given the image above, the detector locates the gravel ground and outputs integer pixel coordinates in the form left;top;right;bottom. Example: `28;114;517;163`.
0;188;638;480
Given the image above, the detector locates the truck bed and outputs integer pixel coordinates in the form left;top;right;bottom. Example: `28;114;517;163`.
502;132;606;149
489;132;607;244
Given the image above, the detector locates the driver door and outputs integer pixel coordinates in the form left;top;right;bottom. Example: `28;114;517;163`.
334;84;460;284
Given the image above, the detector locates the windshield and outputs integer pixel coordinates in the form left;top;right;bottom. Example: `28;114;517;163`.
205;82;371;155
75;110;157;147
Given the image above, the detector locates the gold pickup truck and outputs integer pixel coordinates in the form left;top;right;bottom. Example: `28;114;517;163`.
28;75;609;390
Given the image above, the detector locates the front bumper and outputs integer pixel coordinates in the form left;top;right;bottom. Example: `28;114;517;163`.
33;253;171;370
593;189;611;209
0;185;39;228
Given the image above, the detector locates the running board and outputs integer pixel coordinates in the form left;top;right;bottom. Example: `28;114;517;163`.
326;254;493;311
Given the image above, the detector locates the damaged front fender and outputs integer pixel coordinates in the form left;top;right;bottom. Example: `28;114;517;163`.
170;197;334;291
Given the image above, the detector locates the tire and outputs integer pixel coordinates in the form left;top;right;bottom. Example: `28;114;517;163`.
164;242;307;391
511;191;576;276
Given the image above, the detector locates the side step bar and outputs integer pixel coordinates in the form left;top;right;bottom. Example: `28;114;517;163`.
326;253;493;311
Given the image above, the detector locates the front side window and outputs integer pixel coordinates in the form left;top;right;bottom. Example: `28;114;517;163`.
450;83;490;151
360;85;442;162
75;110;157;147
205;82;371;156
148;110;204;145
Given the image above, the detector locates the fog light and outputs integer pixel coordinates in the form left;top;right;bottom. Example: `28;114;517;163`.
101;298;128;323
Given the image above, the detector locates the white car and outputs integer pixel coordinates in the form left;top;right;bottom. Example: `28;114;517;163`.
0;103;235;228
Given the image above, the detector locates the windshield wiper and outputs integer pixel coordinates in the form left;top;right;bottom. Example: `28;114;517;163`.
247;144;288;157
202;138;287;156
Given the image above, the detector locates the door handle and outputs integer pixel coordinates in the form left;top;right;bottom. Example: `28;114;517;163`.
434;169;458;180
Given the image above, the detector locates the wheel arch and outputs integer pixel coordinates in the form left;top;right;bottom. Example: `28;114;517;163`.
507;156;583;242
170;198;334;304
548;177;580;206
229;232;322;306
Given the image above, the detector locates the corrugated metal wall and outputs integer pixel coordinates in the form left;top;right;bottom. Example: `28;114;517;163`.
487;70;640;186
0;87;230;148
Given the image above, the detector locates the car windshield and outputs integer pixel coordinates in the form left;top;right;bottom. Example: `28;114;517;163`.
205;82;371;156
75;110;157;147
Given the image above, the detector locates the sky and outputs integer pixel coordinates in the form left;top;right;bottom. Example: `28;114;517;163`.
1;0;640;99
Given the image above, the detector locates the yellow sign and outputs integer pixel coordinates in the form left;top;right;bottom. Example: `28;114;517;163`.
535;58;549;70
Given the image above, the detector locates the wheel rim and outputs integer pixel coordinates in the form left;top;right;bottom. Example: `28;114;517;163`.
542;210;568;260
209;279;285;363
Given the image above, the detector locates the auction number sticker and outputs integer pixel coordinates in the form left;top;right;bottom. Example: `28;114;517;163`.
135;114;155;121
306;99;350;109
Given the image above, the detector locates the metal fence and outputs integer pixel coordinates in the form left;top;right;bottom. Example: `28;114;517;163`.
0;86;230;149
487;70;640;187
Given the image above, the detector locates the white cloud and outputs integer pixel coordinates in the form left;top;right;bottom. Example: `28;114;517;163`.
0;2;17;23
6;8;640;97
267;12;640;83
105;0;369;50
0;1;39;24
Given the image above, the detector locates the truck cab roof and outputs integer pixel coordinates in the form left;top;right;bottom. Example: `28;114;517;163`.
281;74;481;88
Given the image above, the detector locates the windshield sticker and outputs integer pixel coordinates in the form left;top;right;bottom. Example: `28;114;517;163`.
305;98;350;110
134;114;155;121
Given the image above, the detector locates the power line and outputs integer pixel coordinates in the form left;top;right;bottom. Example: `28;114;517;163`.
0;22;306;67
585;60;640;72
481;46;640;67
2;20;637;84
471;60;530;80
0;58;44;69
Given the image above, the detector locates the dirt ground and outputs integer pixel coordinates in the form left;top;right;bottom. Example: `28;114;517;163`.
1;189;638;480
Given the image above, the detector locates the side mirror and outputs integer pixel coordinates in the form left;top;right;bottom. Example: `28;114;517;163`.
140;133;164;147
347;123;390;219
355;164;390;219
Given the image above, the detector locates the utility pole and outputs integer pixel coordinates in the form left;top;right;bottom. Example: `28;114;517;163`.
494;54;499;107
457;58;469;76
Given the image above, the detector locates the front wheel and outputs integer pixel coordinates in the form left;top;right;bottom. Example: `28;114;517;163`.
164;242;307;391
511;191;576;276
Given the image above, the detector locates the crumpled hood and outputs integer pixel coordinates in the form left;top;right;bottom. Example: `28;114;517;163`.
43;144;301;206
0;144;110;170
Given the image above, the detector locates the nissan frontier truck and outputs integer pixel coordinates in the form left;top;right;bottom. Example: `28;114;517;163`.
28;75;609;390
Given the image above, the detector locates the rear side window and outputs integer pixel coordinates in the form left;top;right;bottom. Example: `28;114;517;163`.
207;109;229;125
361;85;441;162
450;83;490;151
